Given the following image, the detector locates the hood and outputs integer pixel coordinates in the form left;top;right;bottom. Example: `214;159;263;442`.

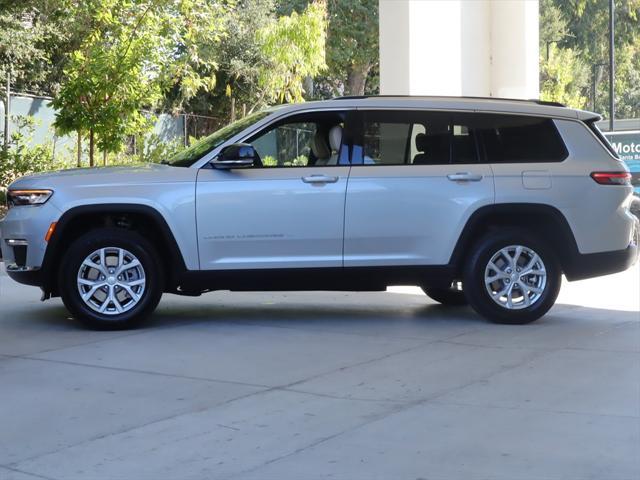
9;163;190;190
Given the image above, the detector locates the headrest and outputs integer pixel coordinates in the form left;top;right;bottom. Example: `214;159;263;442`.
311;130;330;159
328;125;343;152
415;133;428;152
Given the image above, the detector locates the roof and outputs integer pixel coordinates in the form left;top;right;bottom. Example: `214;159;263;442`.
271;95;599;122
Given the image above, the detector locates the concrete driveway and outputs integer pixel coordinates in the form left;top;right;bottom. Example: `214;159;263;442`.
0;263;638;480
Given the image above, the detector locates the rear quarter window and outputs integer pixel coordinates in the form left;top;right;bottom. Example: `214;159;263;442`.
475;114;568;163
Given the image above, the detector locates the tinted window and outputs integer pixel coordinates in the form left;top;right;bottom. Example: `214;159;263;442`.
247;111;347;167
359;111;478;165
474;114;567;163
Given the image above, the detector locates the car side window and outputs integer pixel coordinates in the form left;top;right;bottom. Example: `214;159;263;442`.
358;110;479;165
247;111;347;168
473;114;568;163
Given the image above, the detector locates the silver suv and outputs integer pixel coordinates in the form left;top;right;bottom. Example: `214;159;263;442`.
1;96;638;329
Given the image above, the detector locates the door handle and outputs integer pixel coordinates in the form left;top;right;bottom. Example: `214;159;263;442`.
301;174;339;184
447;172;483;182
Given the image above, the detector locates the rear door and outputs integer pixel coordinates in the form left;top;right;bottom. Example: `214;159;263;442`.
343;109;494;267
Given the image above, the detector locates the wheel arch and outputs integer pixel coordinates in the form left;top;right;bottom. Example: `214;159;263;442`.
42;204;187;295
450;203;580;277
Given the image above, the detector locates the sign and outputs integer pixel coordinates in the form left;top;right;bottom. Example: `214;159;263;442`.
603;131;640;162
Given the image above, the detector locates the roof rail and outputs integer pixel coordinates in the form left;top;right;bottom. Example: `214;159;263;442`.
330;95;566;108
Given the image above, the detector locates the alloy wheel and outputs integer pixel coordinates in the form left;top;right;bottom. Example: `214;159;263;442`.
76;247;146;315
484;245;547;310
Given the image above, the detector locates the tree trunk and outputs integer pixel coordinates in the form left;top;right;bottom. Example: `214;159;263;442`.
345;66;370;96
89;129;95;167
3;69;10;153
77;131;82;167
230;97;236;122
103;149;107;166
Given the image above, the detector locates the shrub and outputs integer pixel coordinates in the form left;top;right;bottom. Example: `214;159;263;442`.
0;116;62;191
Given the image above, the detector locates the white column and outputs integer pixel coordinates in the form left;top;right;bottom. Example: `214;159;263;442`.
379;0;539;99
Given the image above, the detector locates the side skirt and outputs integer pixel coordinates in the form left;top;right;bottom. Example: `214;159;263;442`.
171;265;456;295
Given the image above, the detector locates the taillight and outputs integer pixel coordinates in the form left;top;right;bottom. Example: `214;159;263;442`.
590;172;632;186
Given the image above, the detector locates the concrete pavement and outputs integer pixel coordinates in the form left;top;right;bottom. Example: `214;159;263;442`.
0;263;638;480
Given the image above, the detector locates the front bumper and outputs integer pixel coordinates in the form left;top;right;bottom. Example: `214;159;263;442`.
5;265;42;287
0;202;61;271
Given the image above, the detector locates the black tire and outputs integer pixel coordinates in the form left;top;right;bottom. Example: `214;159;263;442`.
58;228;164;330
463;230;561;324
630;196;640;220
423;284;468;306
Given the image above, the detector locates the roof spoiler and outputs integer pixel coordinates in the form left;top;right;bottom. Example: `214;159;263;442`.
576;110;602;122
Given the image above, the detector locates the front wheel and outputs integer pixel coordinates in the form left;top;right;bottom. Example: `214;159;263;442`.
59;228;164;330
463;231;561;324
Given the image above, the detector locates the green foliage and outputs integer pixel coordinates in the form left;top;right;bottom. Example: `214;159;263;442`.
278;0;378;96
51;0;231;163
325;0;378;95
0;1;75;95
540;44;589;108
262;154;308;167
134;133;185;164
541;0;640;117
257;1;327;104
0;116;59;190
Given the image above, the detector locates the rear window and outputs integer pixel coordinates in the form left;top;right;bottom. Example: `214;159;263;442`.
474;114;568;163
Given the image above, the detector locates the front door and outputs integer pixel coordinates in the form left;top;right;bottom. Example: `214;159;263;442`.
196;110;351;270
344;109;495;267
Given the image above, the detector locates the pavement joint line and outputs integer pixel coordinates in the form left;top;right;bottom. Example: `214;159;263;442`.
279;387;407;405
6;338;451;468
0;329;150;358
6;385;272;469
226;346;555;480
220;318;478;342
8;354;274;390
426;399;640;420
0;464;59;480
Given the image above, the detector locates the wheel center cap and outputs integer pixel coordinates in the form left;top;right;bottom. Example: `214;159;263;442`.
511;273;518;281
107;276;116;285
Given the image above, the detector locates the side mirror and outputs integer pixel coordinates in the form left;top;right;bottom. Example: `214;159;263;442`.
211;143;258;169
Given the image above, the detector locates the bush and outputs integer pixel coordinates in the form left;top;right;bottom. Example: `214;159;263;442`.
0;116;62;191
105;133;186;166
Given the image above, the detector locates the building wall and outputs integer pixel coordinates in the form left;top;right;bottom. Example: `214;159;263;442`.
379;0;539;99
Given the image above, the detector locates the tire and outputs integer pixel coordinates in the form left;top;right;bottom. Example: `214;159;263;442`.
423;283;468;306
630;196;640;220
463;230;561;324
58;228;164;330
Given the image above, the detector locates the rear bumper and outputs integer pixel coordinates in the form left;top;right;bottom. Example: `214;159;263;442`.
564;242;639;281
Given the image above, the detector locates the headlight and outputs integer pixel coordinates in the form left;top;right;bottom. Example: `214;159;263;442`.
7;189;53;208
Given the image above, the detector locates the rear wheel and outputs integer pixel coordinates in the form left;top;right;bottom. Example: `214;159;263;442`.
423;282;468;306
59;228;163;330
463;231;561;324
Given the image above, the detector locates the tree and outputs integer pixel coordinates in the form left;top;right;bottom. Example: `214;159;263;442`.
547;0;640;117
540;44;589;108
325;0;378;96
279;0;379;97
52;0;229;165
257;0;327;104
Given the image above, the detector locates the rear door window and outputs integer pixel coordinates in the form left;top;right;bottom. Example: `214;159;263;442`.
356;110;479;165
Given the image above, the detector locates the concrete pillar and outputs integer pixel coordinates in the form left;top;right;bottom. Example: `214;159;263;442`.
379;0;539;99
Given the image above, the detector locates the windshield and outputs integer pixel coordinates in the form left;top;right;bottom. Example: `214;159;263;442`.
165;111;272;167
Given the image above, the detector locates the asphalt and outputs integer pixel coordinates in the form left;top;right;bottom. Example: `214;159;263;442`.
0;262;638;480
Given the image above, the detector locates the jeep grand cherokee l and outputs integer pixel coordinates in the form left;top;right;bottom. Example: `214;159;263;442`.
1;96;638;329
